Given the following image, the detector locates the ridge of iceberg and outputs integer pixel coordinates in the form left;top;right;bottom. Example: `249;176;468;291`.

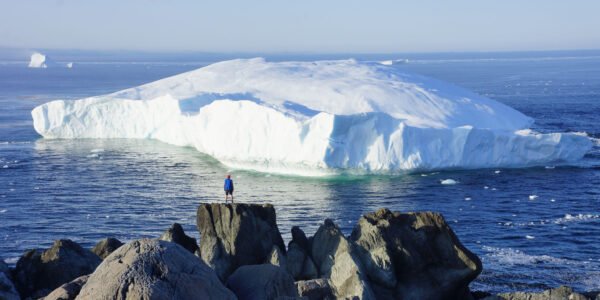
31;58;592;176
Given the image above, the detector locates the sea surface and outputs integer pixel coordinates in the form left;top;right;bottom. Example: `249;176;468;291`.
0;51;599;293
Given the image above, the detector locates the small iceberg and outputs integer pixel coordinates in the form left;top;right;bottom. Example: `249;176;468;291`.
529;195;539;200
441;179;458;185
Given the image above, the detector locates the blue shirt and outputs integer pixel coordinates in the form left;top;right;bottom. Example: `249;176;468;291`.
224;178;234;191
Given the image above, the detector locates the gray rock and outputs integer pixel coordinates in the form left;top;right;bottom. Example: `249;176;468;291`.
497;286;590;300
311;219;375;300
91;237;123;259
76;239;235;300
351;209;482;300
159;223;199;254
295;278;334;300
0;258;8;275
41;275;89;300
291;226;309;251
286;242;318;281
0;272;20;300
226;264;297;300
197;203;286;281
13;239;101;299
266;245;287;268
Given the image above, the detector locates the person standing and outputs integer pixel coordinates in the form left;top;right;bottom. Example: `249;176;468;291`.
224;174;234;203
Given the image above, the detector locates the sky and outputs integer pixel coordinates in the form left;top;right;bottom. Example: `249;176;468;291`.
1;0;599;53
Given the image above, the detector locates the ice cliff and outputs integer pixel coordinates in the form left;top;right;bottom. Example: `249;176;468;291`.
31;58;592;175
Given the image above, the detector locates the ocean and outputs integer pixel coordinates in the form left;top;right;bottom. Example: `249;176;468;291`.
0;51;599;293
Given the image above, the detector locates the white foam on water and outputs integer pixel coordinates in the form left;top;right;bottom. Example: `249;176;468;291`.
86;154;99;158
0;209;6;213
494;170;501;174
465;197;472;201
554;213;600;224
529;195;539;200
90;148;104;153
525;235;535;239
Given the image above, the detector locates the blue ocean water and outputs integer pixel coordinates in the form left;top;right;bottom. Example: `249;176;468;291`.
0;51;599;293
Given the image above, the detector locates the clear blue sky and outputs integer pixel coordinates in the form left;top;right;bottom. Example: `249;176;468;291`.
1;0;599;53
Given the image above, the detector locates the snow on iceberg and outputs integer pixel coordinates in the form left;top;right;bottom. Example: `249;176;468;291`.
31;58;592;175
28;52;53;68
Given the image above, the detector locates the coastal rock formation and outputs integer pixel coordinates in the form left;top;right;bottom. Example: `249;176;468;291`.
42;275;89;300
77;239;235;299
350;209;482;299
159;223;199;254
91;237;123;259
311;219;375;299
226;264;297;300
13;239;101;299
295;278;334;300
286;242;318;280
266;245;286;267
196;203;286;281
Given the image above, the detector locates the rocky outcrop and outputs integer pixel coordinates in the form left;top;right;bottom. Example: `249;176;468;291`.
13;239;101;299
350;209;482;299
226;264;297;300
286;226;318;281
311;219;375;299
41;275;89;300
91;237;123;259
197;203;286;281
266;245;286;267
159;223;199;254
76;239;235;300
295;278;334;300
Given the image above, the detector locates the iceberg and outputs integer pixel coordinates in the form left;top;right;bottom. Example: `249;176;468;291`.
28;52;53;68
31;58;592;175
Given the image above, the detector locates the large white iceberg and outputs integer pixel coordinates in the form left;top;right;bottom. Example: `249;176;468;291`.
31;58;592;175
28;52;53;68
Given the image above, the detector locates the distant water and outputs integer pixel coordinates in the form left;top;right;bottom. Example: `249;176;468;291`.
1;52;599;293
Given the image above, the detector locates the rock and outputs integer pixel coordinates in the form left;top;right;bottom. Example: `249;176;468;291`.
197;203;286;281
159;223;199;254
0;258;8;275
496;286;590;300
291;226;309;251
286;242;318;281
41;275;89;300
13;239;101;299
311;219;375;300
350;209;482;299
0;272;20;300
76;239;235;300
91;237;123;259
226;264;297;300
295;278;334;300
266;245;287;268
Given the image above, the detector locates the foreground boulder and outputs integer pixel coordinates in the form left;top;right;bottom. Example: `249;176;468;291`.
0;272;20;300
91;237;123;259
42;275;89;300
350;209;482;299
311;219;375;299
159;223;199;254
13;239;101;298
197;203;286;281
226;264;297;300
77;239;235;299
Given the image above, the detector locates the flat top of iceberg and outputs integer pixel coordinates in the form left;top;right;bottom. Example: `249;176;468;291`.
110;58;532;130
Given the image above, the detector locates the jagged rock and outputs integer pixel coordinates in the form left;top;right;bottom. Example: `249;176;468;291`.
91;237;123;259
13;239;100;299
286;242;318;280
266;245;287;268
291;226;310;251
0;272;20;300
311;219;375;300
295;278;334;300
197;203;286;281
226;264;297;300
350;209;482;299
159;223;199;254
41;275;89;300
0;258;8;275
494;286;590;300
76;239;235;299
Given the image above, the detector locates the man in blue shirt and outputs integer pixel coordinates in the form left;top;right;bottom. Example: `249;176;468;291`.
224;174;234;203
